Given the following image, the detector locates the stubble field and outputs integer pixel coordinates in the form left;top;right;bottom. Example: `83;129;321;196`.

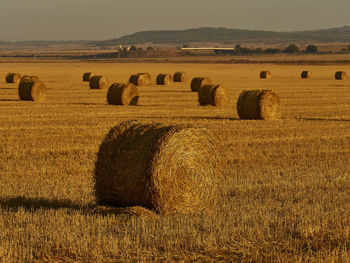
0;61;349;262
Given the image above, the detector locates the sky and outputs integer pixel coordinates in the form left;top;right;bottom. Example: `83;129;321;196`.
0;0;349;41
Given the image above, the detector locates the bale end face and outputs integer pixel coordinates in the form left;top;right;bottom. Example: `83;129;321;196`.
6;73;22;84
237;90;280;120
260;71;271;79
94;120;218;215
156;74;172;85
335;71;347;80
90;75;109;89
190;77;212;92
107;83;139;105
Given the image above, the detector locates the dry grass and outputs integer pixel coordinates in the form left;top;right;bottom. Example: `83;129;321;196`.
0;61;350;262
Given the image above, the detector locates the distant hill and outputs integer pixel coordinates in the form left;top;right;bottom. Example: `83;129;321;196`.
97;26;350;45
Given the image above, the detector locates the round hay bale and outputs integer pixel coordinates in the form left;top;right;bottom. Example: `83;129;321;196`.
6;73;21;84
156;74;172;85
137;73;151;84
94;120;218;215
237;90;280;120
89;75;109;89
107;83;139;105
198;84;229;106
301;71;311;79
260;71;271;79
173;72;187;82
190;77;212;92
335;71;347;80
83;72;95;82
18;77;46;102
129;74;147;86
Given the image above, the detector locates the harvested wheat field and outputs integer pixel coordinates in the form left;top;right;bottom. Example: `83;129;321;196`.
0;60;350;262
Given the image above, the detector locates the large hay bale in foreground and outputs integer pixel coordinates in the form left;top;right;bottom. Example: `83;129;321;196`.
89;75;109;89
335;71;347;80
129;73;149;86
301;71;311;79
260;71;271;79
94;120;218;215
173;72;187;82
156;74;172;85
190;77;211;92
237;90;280;120
18;77;46;102
6;73;21;84
83;72;95;82
107;83;139;105
198;84;229;106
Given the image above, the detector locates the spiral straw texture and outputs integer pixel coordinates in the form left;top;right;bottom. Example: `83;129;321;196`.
94;120;218;215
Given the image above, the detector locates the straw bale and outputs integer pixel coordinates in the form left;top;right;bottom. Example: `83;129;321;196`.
237;90;280;120
18;77;46;102
83;72;95;82
173;72;187;82
198;84;229;106
156;74;172;85
335;71;347;80
138;73;151;84
260;71;271;79
301;71;311;79
107;83;139;105
89;75;109;89
129;73;148;86
190;77;212;92
94;120;218;215
6;73;21;84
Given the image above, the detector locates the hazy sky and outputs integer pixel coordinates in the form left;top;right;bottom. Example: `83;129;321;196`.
0;0;349;41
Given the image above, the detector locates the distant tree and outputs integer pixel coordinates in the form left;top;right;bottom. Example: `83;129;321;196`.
130;45;137;51
283;44;299;53
138;47;143;51
234;44;242;54
147;46;154;50
305;44;318;53
348;45;350;50
265;48;282;54
182;44;189;48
